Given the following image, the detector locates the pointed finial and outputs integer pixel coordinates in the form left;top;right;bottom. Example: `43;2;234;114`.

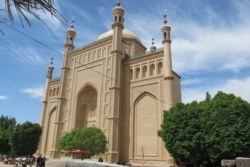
50;57;53;65
117;0;121;6
152;38;155;46
150;37;157;52
70;17;75;28
163;9;167;24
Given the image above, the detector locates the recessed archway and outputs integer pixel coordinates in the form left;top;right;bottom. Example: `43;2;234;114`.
75;85;97;128
133;92;158;158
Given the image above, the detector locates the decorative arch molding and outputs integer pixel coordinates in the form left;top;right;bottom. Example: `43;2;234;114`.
133;92;158;158
77;82;98;96
75;84;98;129
133;91;157;103
45;107;57;154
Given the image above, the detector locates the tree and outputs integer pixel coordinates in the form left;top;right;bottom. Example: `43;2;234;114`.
58;127;108;157
80;126;108;156
10;121;42;156
205;92;211;102
158;102;207;165
2;0;66;26
58;128;82;151
159;92;250;166
0;115;16;154
204;92;250;163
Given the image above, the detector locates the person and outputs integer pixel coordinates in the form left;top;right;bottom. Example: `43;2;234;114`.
36;155;43;167
98;157;103;162
42;155;46;167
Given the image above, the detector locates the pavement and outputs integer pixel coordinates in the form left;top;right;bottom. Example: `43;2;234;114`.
0;159;67;167
0;159;172;167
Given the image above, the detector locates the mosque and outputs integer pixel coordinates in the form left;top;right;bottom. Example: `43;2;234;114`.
37;1;181;166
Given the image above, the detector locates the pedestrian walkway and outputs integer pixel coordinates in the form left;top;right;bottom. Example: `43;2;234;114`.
0;159;66;167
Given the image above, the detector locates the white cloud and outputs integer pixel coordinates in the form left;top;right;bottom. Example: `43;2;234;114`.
22;87;44;99
182;77;250;103
181;78;205;86
0;95;8;100
172;24;250;74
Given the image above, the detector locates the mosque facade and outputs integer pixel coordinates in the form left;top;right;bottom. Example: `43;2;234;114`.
38;1;181;165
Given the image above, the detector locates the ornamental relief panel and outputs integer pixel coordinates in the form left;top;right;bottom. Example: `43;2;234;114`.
129;59;163;81
70;44;112;67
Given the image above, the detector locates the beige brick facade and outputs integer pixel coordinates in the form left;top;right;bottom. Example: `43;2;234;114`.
38;1;181;166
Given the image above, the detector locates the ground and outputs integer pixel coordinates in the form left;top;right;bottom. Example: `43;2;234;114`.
0;159;66;167
0;159;172;167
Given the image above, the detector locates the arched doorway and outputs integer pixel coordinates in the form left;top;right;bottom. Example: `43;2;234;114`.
133;92;158;158
75;85;97;128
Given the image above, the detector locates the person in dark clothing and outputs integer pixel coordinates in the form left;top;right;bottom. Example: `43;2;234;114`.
42;156;46;167
36;155;42;167
98;157;103;162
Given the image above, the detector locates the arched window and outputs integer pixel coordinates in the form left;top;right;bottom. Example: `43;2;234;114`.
102;47;106;57
164;32;167;40
135;68;140;79
56;87;60;96
150;64;155;76
52;88;56;96
142;66;147;78
129;69;133;80
49;89;52;97
157;62;163;75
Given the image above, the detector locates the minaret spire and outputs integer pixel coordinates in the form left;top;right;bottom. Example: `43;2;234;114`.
150;38;157;52
70;17;75;29
47;57;54;79
117;0;121;6
65;17;76;47
50;57;53;65
163;9;168;24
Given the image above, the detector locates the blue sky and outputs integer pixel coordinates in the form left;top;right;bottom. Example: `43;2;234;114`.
0;0;250;124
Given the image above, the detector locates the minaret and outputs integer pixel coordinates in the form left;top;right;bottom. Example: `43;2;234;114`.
51;19;76;158
161;12;173;78
38;58;54;154
64;18;76;53
47;57;54;80
107;0;124;163
161;11;175;164
161;12;174;109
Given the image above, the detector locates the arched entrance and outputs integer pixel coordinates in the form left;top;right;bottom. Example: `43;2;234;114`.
75;85;97;128
133;92;158;158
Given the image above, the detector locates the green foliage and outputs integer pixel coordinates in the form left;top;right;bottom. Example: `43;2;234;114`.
204;92;250;162
158;102;207;164
159;91;250;165
58;128;82;151
0;115;16;154
58;127;108;157
205;92;211;102
80;126;108;156
10;121;42;156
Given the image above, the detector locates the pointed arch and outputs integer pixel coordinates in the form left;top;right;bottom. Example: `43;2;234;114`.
157;62;163;75
129;69;133;80
135;67;140;79
45;107;57;154
76;85;98;128
142;65;147;78
150;64;155;76
133;92;158;157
